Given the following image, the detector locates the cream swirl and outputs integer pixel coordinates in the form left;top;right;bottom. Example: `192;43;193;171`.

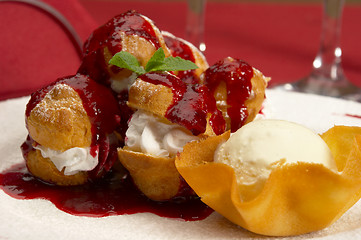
126;110;199;158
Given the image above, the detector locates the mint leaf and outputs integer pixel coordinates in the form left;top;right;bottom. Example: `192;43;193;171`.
145;48;166;72
109;51;145;75
162;56;198;71
109;48;199;76
146;48;198;72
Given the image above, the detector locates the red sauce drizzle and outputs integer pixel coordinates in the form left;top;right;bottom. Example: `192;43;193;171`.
139;72;225;135
116;90;134;140
163;34;199;84
0;164;213;220
204;57;253;132
25;74;121;178
345;114;361;119
78;10;161;85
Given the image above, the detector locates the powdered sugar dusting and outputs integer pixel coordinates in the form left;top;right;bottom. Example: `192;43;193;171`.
30;84;85;123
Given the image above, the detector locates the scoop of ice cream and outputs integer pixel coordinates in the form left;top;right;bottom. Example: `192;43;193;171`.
214;119;337;199
125;110;199;158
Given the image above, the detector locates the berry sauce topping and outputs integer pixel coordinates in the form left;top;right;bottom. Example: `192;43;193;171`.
0;164;213;220
139;72;226;136
204;57;254;132
163;34;199;84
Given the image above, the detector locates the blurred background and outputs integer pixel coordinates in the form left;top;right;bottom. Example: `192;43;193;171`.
79;0;361;3
1;0;361;100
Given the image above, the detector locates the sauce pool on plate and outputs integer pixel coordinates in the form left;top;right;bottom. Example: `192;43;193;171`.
0;163;213;220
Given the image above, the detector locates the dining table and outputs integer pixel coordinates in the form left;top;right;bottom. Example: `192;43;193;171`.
1;0;361;100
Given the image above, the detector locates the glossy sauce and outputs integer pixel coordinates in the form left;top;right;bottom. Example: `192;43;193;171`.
116;90;134;139
0;164;213;220
204;57;253;132
139;72;226;136
345;114;361;119
163;34;199;84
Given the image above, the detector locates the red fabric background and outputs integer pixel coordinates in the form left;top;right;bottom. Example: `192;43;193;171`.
0;0;97;100
1;0;360;100
80;1;361;88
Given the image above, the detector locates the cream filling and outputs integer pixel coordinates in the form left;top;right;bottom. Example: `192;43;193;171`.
34;145;98;175
110;71;138;93
125;110;199;158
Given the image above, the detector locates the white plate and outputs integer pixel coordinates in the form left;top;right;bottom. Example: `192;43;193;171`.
0;90;361;240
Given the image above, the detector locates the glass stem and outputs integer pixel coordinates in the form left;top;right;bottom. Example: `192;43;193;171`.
186;0;206;51
312;0;345;81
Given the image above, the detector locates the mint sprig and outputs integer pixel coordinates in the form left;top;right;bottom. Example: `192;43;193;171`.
144;47;167;72
108;51;145;75
109;48;198;75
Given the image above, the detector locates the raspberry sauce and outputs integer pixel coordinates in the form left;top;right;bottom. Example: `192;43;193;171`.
163;33;199;84
345;114;361;119
204;57;254;132
0;164;213;220
139;72;226;136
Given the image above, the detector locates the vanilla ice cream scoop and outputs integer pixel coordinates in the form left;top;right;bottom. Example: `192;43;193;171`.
214;119;337;200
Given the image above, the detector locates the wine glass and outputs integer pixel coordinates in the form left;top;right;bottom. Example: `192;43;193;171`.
185;0;206;52
278;0;361;102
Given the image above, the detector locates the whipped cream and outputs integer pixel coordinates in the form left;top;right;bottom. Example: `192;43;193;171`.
110;71;138;93
34;145;98;175
126;110;199;158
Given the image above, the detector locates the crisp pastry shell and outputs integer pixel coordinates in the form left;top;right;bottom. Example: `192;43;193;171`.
118;147;181;201
120;77;217;200
25;83;92;186
175;126;361;236
128;78;173;119
26;148;89;186
26;83;92;151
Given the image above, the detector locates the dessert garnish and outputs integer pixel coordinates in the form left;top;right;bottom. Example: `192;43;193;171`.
109;47;199;76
